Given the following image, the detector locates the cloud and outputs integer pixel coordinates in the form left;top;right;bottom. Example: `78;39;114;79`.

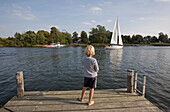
106;19;112;23
155;0;170;2
91;20;96;23
91;7;102;11
8;4;35;20
82;22;92;25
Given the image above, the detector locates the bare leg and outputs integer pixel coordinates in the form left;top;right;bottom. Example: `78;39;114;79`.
88;88;95;105
80;87;87;102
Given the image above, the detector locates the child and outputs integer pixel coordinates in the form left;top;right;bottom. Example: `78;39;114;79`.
77;45;99;106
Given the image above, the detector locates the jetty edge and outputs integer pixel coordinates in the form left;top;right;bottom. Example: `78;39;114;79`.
0;70;162;112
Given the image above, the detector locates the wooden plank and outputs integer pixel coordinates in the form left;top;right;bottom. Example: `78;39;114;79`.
6;96;146;106
67;107;162;112
2;89;162;112
4;101;157;112
24;89;134;96
10;94;140;102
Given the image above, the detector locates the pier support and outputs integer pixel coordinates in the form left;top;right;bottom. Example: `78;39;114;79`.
142;75;146;97
16;71;24;97
127;70;134;93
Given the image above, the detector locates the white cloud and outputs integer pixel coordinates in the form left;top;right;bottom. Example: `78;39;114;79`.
8;4;35;20
106;19;112;23
155;0;170;2
82;22;92;25
91;7;102;11
91;20;96;23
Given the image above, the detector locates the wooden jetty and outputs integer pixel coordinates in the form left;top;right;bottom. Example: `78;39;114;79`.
0;70;162;112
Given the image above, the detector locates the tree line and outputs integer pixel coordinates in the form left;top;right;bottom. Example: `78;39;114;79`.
0;25;169;47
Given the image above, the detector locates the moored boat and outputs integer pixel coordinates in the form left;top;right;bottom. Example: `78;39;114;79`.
43;42;65;48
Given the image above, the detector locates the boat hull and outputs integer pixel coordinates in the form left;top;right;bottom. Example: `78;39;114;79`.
105;45;123;49
42;44;65;48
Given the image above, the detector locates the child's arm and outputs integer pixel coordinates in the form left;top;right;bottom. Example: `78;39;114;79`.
94;59;99;72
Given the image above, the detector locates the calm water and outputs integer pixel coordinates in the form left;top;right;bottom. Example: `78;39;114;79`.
0;46;170;111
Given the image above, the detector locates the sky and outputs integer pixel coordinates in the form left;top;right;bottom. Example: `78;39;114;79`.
0;0;170;38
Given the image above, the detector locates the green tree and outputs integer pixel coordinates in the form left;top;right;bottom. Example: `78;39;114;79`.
24;31;36;45
122;35;131;43
50;27;60;43
14;32;23;46
81;31;89;44
64;32;72;43
143;35;151;44
158;32;168;43
72;32;78;43
150;36;158;43
131;34;143;44
105;30;111;43
89;25;107;43
36;30;50;44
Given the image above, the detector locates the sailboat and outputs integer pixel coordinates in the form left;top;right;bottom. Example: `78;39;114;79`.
105;17;123;49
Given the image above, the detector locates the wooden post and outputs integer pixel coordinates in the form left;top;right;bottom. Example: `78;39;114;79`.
134;72;138;93
16;71;24;97
127;70;134;93
142;75;146;97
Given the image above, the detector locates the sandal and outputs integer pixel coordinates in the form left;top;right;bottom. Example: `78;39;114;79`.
88;101;95;106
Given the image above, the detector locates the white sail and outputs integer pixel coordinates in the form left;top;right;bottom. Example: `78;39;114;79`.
105;17;123;49
110;17;123;45
118;21;123;45
110;19;117;44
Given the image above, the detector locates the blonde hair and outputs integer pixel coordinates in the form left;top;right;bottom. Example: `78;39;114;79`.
84;45;95;57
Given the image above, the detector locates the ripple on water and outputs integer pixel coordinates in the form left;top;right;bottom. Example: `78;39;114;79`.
0;47;170;111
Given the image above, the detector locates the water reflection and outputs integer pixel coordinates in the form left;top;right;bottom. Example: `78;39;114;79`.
109;49;123;69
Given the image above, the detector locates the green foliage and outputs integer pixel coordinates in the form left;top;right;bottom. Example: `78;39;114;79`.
122;35;131;43
72;32;79;43
151;36;158;43
0;25;169;47
89;25;108;43
131;34;143;44
81;31;89;44
158;32;168;43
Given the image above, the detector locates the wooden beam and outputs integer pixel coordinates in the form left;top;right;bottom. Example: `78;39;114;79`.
16;71;24;97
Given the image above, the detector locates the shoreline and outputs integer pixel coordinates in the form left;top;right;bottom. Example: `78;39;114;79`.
1;43;170;47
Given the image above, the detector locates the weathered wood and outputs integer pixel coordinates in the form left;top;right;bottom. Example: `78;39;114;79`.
23;90;137;96
6;97;146;106
68;107;162;112
1;89;162;112
2;101;159;112
134;72;138;93
142;75;146;97
127;70;134;93
16;71;24;97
